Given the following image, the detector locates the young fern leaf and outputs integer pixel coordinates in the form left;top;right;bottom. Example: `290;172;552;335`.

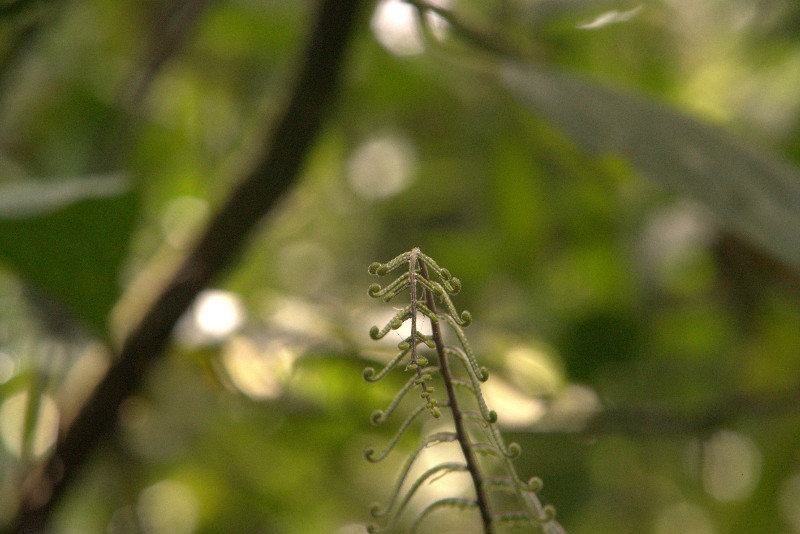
364;248;566;534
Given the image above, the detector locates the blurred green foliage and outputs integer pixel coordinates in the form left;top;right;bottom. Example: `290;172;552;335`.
1;1;800;533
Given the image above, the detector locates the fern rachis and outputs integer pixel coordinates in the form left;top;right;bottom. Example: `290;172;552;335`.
363;248;565;533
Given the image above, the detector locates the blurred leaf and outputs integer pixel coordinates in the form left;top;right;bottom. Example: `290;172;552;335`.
0;174;130;217
499;63;800;272
0;174;137;336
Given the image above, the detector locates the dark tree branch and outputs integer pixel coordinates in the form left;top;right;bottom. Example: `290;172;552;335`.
124;0;216;111
5;0;364;531
0;1;61;125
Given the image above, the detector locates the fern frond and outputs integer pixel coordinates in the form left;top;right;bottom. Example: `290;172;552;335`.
483;476;544;501
373;462;468;527
367;432;458;523
410;497;479;533
363;248;566;534
414;277;472;326
469;442;502;458
461;412;521;458
363;345;412;382
369;271;410;300
371;366;440;425
440;315;488;381
369;251;414;276
369;306;412;340
445;348;495;421
365;404;428;462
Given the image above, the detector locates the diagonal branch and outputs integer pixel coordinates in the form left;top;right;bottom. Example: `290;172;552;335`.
5;0;364;531
124;0;216;111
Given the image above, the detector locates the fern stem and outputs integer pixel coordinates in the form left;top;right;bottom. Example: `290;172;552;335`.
418;260;495;534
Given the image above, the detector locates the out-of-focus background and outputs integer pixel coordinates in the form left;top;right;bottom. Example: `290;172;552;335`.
1;0;800;533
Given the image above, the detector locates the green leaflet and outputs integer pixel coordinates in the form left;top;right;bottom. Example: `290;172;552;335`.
499;63;800;273
364;248;565;534
0;174;138;337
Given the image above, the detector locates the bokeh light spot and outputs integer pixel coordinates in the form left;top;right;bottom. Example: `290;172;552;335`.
137;479;199;534
347;135;416;199
779;472;800;532
0;352;14;384
275;242;332;293
0;390;59;458
702;430;761;502
370;0;424;56
192;289;245;340
503;345;563;395
482;377;546;428
654;502;715;534
370;0;449;56
221;336;296;400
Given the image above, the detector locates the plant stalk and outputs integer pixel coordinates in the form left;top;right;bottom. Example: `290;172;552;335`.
418;260;494;534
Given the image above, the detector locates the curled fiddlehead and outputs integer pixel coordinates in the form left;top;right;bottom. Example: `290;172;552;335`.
363;248;566;533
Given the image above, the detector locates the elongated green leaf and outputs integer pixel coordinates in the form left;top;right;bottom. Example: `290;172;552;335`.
0;174;131;218
0;174;137;336
499;64;800;271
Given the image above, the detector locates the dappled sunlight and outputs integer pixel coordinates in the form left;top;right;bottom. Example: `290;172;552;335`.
371;0;424;56
664;0;800;137
177;289;245;345
0;351;14;384
653;502;716;534
336;524;369;534
702;430;761;502
637;203;714;292
194;290;245;338
137;479;199;534
5;0;800;532
160;196;210;249
370;0;448;57
0;390;59;459
57;342;110;427
503;344;563;396
779;473;800;532
221;335;297;400
577;6;643;30
481;376;546;428
263;295;333;339
347;134;417;200
532;384;602;432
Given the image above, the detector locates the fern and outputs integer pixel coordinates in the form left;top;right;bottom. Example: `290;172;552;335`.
363;248;566;534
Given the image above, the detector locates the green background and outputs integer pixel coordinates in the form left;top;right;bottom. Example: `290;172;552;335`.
1;1;800;533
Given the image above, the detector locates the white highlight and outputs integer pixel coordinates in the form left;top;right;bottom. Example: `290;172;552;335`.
702;430;762;502
578;6;643;30
370;0;449;56
0;391;59;458
193;289;245;340
347;135;417;200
